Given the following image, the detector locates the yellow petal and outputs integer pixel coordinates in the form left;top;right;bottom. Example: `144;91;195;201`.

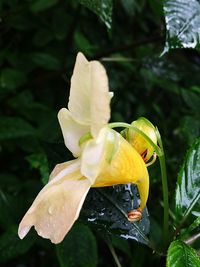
58;108;89;157
18;159;91;244
93;132;149;210
68;52;111;137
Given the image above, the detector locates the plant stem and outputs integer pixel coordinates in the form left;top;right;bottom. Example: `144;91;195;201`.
157;132;169;248
106;241;122;267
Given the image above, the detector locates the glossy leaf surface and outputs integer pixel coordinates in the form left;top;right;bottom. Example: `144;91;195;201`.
167;240;200;267
175;138;200;223
163;0;200;53
82;184;150;245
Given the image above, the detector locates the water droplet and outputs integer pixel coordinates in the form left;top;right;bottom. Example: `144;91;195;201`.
48;206;54;215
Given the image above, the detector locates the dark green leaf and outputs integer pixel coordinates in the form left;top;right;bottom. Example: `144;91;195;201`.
0;68;26;90
26;152;49;184
0;116;35;140
29;52;61;70
167;240;200;267
0;226;35;263
79;0;113;29
180;116;200;145
82;184;150;245
175;138;200;223
163;0;200;54
30;0;58;12
56;224;97;267
180;216;200;240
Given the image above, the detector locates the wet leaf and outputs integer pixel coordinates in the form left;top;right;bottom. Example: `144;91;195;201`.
167;240;200;267
175;138;200;223
82;184;150;245
56;224;97;267
163;0;200;54
79;0;113;29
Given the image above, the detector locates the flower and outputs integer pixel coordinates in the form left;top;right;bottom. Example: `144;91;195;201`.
18;52;152;244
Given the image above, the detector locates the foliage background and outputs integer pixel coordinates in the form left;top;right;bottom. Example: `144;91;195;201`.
0;0;200;266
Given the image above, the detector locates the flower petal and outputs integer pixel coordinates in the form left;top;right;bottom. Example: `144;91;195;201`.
93;132;149;210
81;127;118;183
68;52;111;137
18;159;91;244
58;108;89;157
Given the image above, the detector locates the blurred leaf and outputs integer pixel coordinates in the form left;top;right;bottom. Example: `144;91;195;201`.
74;31;94;56
30;0;59;12
180;216;200;240
82;184;150;245
0;68;26;90
181;87;200;113
56;224;97;267
167;240;200;267
0;116;35;140
26;152;49;185
148;0;163;17
111;236;131;257
33;28;53;47
79;0;113;29
29;52;61;70
180;116;200;145
120;0;140;16
175;138;200;223
163;0;200;54
0;226;35;263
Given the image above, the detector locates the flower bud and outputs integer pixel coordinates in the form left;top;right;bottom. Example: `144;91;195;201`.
126;117;157;162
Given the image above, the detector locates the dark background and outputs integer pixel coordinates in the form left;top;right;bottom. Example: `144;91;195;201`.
0;0;200;266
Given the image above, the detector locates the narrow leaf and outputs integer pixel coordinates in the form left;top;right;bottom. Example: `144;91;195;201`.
56;224;97;267
79;0;113;29
167;240;200;267
163;0;200;53
175;138;200;223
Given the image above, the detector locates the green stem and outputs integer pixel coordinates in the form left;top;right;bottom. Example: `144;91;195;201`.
157;130;169;248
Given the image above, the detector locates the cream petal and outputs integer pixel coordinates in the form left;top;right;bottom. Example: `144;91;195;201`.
81;127;115;183
58;108;89;157
18;159;91;244
68;52;111;137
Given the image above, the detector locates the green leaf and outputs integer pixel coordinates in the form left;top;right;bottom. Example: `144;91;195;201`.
163;0;200;54
181;216;200;240
0;226;35;263
26;152;49;185
56;224;97;267
79;0;113;29
167;240;200;267
0;116;35;140
0;68;26;90
29;52;61;70
180;116;200;145
30;0;58;12
175;138;200;223
82;184;150;245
